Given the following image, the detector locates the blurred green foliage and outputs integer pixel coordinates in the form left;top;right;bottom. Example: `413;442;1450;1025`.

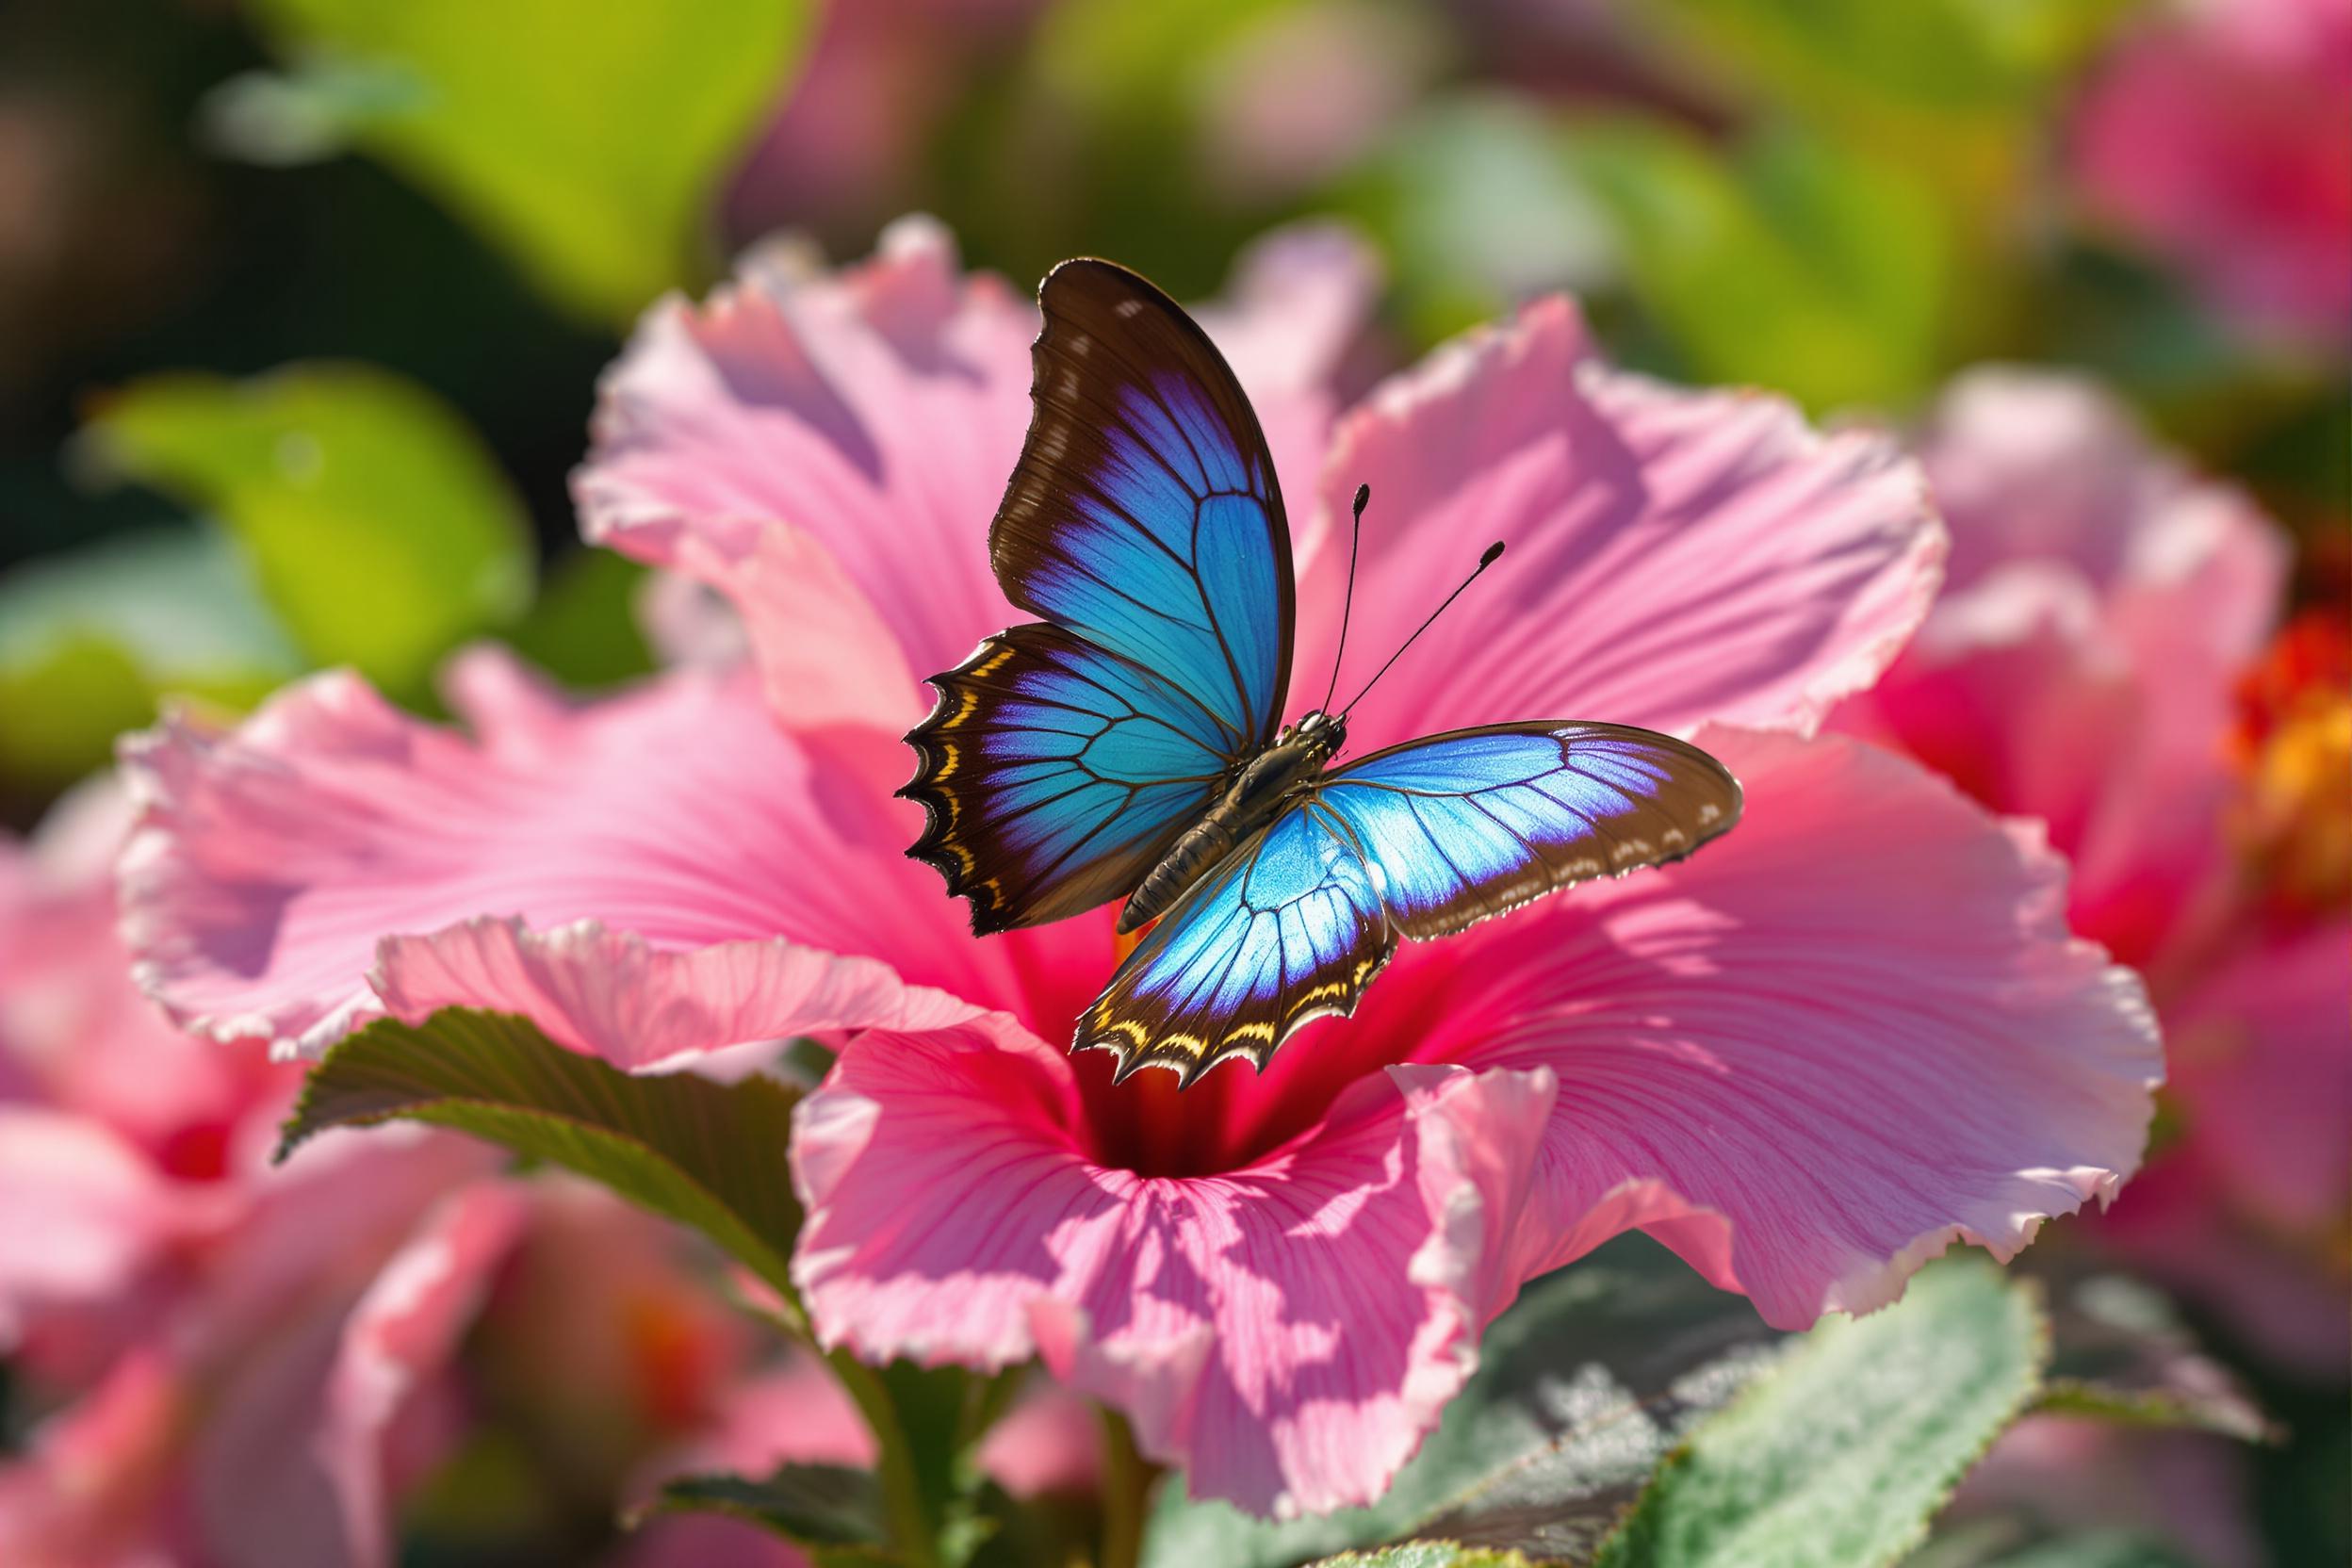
1565;120;1951;412
1334;95;1615;346
227;0;816;323
81;365;534;704
0;530;294;789
1632;0;2131;234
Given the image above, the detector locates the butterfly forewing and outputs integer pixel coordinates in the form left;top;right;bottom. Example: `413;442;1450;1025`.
901;260;1298;933
990;259;1296;747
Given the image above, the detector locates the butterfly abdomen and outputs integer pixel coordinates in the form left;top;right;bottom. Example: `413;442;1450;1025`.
1118;728;1339;935
1121;813;1238;935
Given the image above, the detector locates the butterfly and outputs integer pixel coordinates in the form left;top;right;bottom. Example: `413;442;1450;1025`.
901;259;1742;1086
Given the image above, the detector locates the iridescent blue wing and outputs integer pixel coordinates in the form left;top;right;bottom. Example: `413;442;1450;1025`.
903;625;1235;934
989;258;1293;749
1074;801;1394;1085
1319;723;1742;938
903;259;1295;933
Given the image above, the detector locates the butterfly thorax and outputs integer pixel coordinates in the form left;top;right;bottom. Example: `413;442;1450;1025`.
1115;710;1348;935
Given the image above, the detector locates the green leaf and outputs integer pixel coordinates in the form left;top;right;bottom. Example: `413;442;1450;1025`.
641;1464;892;1560
281;1007;803;1300
0;529;296;787
1314;1547;1543;1568
237;0;816;322
1592;1257;2048;1568
1142;1235;1788;1568
1565;118;1951;413
80;366;533;705
2034;1272;2276;1443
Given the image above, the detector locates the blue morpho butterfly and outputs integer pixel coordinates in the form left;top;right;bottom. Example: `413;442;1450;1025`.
902;259;1742;1086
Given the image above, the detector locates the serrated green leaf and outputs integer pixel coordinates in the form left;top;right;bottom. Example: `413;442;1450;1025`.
1592;1258;2047;1568
642;1464;890;1556
281;1007;802;1300
81;366;532;704
238;0;814;322
1142;1236;1787;1568
1314;1545;1542;1568
1565;118;1951;413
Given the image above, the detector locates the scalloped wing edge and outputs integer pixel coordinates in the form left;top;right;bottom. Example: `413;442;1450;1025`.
898;632;1032;937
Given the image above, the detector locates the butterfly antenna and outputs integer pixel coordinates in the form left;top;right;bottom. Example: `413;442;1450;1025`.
1339;540;1506;717
1318;483;1371;713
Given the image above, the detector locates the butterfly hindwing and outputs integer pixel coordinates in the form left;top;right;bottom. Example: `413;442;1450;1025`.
1318;722;1743;938
989;258;1295;749
1074;800;1394;1084
904;624;1237;934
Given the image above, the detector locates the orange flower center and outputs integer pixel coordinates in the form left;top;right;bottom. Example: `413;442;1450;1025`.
2231;609;2352;912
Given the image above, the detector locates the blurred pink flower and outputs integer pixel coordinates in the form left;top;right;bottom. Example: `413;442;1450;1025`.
1837;368;2349;1370
0;780;503;1567
722;0;1043;246
122;222;2161;1515
0;787;868;1565
1952;1413;2265;1568
2072;0;2352;344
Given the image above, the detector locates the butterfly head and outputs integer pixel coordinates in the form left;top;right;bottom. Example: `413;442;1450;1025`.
1282;708;1348;760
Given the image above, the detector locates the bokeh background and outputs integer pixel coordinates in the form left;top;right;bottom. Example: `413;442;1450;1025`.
0;0;2344;1563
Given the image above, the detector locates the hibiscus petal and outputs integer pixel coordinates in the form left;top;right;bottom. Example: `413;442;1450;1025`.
576;216;1033;730
374;918;979;1073
1841;368;2289;966
0;1348;187;1566
1298;297;1942;746
0;1109;217;1348
791;1016;1556;1516
1413;727;2163;1327
119;650;1011;1063
2168;922;2352;1234
576;218;1378;731
320;1184;531;1568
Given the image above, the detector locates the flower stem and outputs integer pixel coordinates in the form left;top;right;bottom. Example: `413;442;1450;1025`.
828;1350;942;1568
1097;1405;1159;1568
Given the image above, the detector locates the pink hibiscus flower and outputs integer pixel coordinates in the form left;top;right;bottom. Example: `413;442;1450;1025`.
1836;368;2349;1373
120;220;2161;1516
2072;0;2352;344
